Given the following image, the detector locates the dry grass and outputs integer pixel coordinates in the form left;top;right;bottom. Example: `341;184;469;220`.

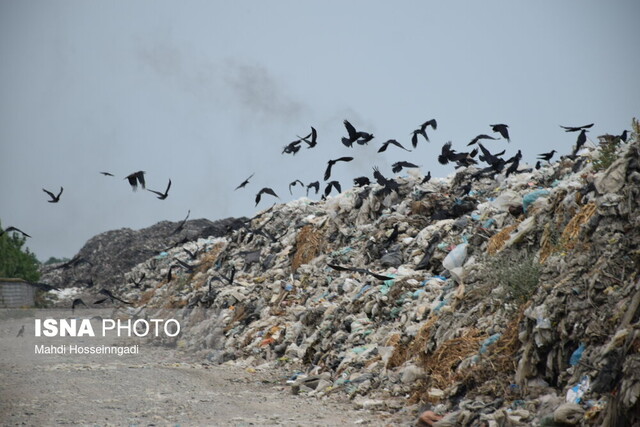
560;202;597;249
487;224;518;255
291;225;325;272
387;316;437;369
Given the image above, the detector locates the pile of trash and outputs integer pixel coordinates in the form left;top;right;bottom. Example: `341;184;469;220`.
83;129;640;425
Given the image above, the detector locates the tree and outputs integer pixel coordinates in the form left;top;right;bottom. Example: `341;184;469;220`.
0;220;40;282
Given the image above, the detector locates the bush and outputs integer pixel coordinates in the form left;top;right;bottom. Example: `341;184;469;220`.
0;221;41;282
485;249;541;304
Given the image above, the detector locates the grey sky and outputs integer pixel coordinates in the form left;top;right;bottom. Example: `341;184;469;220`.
1;1;639;261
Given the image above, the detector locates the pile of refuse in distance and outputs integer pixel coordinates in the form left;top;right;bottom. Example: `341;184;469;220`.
122;131;640;426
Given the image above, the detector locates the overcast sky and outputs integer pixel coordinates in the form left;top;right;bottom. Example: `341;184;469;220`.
1;1;639;261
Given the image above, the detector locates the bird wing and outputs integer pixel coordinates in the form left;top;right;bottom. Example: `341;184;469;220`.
423;119;437;130
324;162;333;181
5;227;31;238
337;156;354;163
164;179;172;194
42;188;55;199
136;172;146;189
334;181;341;193
343;120;358;140
378;141;389;152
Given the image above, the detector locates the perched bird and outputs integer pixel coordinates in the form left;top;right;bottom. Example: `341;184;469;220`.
125;171;146;191
288;179;305;195
378;139;411;153
353;176;371;187
167;264;181;282
505;158;521;177
306;181;320;196
255;187;279;206
490;124;510;141
467;134;498;146
42;187;63;203
234;173;255;190
282;139;303;155
99;171;114;176
411;119;437;148
298;126;318;148
171;210;191;235
16;325;25;338
619;130;629;142
535;161;541;170
0;226;31;238
421;171;431;184
372;167;399;194
560;123;594;132
324;156;353;181
327;263;394;281
538;149;557;162
391;161;420;173
323;180;342;198
72;298;87;312
98;288;131;305
342;120;373;147
148;179;171;200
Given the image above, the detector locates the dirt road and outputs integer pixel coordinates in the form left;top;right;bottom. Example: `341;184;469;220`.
1;314;407;426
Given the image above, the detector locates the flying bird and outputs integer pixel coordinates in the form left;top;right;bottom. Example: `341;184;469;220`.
490;124;510;142
411;119;437;148
378;139;411;153
72;298;87;312
288;179;305;195
538;150;557;162
467;134;498;146
0;226;31;238
372;167;399;195
323;180;341;198
353;176;371;187
324;156;353;181
148;179;171;200
42;187;63;203
306;181;320;196
171;210;191;235
130;273;146;288
560;123;594;132
342;120;373;147
391;161;420;174
282;139;303;155
298;126;318;148
98;288;131;305
235;173;255;190
99;171;114;176
255;187;279;206
125;171;146;191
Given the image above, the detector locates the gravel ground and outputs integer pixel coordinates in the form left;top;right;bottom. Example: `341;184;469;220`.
1;315;412;426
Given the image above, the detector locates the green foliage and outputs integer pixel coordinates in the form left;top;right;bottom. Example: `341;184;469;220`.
0;221;41;282
592;137;622;172
486;249;541;304
43;256;70;265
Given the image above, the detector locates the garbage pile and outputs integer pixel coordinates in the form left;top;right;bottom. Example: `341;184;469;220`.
39;217;245;291
116;131;639;425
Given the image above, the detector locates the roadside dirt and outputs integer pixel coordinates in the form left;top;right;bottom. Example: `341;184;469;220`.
1;315;409;426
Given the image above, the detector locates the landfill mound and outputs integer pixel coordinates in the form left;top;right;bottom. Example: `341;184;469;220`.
100;131;638;425
39;216;246;290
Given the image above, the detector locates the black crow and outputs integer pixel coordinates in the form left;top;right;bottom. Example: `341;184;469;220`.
323;180;341;197
619;130;628;142
538;150;557;162
467;134;498;146
148;179;171;200
99;171;114;176
183;247;199;260
324;156;353;181
372;167;399;194
535;161;541;170
298;126;318;148
125;171;146;191
235;173;255;190
438;142;456;165
378;139;411;153
505;158;521;177
16;325;25;337
53;255;93;270
255;187;279;206
72;298;87;312
0;226;31;238
171;210;191;235
573;129;588;154
130;273;146;288
353;176;371;187
98;289;131;305
421;171;431;183
490;124;510;141
282;139;303;155
306;181;320;196
42;187;63;203
342;120;373;147
560;123;594;132
288;179;305;195
391;161;420;173
411;119;437;148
